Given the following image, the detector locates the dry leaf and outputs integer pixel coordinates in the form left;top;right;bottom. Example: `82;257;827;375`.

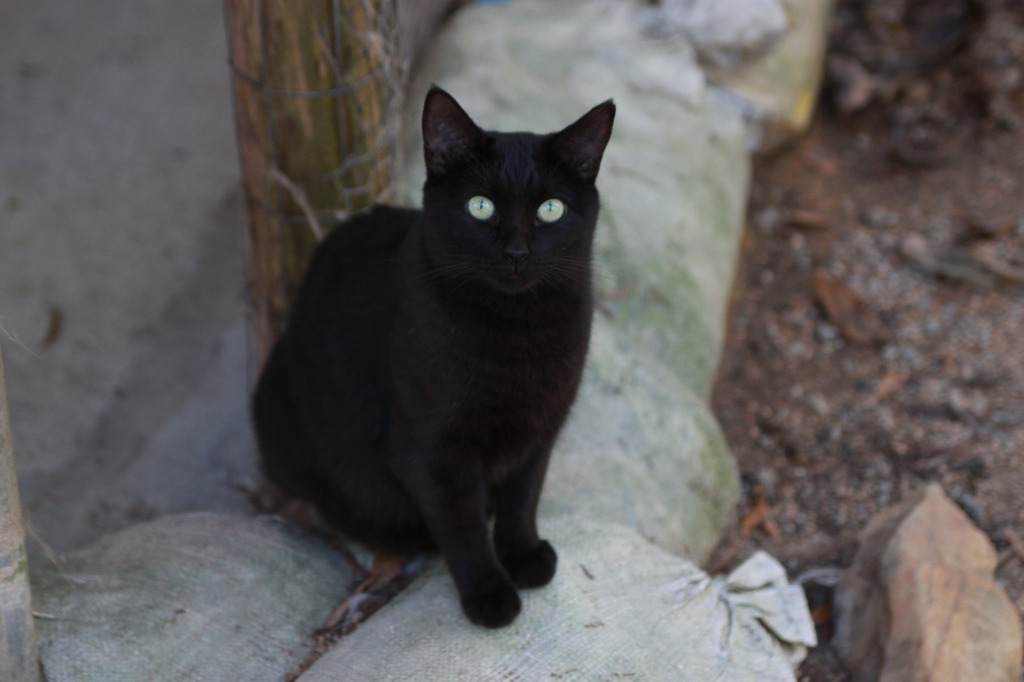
901;233;1013;290
785;209;829;230
740;490;781;541
810;602;833;627
740;498;766;538
954;209;1016;244
875;370;909;401
811;270;888;345
969;242;1024;285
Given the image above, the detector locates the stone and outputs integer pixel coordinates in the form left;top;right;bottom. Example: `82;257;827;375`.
833;483;1023;682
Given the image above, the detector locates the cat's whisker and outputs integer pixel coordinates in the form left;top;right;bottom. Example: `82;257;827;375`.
426;260;490;294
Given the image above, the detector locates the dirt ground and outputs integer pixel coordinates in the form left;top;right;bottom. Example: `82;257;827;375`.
708;1;1024;679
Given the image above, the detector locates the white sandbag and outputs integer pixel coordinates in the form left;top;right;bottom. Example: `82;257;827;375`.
648;0;790;68
299;518;816;681
545;319;736;559
23;2;828;681
395;0;750;561
31;514;353;682
397;0;750;401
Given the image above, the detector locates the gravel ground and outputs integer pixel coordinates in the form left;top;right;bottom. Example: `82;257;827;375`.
708;1;1024;678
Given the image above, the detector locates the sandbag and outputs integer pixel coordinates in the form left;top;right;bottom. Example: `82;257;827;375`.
31;514;353;682
299;518;816;681
395;0;750;561
24;1;833;680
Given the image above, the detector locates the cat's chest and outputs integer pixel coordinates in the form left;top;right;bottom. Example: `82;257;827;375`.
458;350;567;416
443;326;584;444
388;274;591;459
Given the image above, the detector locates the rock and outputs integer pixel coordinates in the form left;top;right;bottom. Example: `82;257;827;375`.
833;483;1023;682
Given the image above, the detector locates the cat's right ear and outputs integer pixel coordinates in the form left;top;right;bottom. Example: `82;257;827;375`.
550;100;615;184
422;86;487;176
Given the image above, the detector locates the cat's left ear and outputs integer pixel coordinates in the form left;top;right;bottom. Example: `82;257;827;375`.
422;86;488;176
550;100;616;184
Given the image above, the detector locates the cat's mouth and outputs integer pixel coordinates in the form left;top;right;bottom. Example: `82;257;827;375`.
494;268;538;293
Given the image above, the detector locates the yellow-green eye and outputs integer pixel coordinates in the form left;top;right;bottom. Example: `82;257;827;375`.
537;198;565;223
467;196;495;221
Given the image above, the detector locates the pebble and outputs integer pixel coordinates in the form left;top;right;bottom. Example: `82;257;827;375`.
860;206;894;227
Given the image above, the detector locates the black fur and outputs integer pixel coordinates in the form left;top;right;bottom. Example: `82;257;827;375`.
253;87;614;628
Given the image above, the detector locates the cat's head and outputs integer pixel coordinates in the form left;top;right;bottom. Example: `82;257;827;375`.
419;86;614;295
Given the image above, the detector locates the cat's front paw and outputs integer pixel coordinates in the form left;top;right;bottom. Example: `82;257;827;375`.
501;540;557;589
460;581;521;628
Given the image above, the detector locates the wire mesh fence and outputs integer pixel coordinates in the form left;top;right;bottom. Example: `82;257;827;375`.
225;0;402;359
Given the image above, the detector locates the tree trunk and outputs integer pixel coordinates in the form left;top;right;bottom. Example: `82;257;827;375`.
0;343;40;682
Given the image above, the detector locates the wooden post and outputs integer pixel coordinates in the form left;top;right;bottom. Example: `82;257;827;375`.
226;0;399;363
226;0;470;363
0;343;40;682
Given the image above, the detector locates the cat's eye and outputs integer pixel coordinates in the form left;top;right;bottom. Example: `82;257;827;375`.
537;198;565;223
467;196;495;221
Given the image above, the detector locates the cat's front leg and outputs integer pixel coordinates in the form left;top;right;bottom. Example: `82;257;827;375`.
391;452;521;628
493;447;557;589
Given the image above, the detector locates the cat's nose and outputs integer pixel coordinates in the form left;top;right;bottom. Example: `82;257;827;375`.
504;248;529;271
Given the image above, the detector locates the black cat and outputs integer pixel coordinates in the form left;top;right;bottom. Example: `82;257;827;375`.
253;86;614;628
